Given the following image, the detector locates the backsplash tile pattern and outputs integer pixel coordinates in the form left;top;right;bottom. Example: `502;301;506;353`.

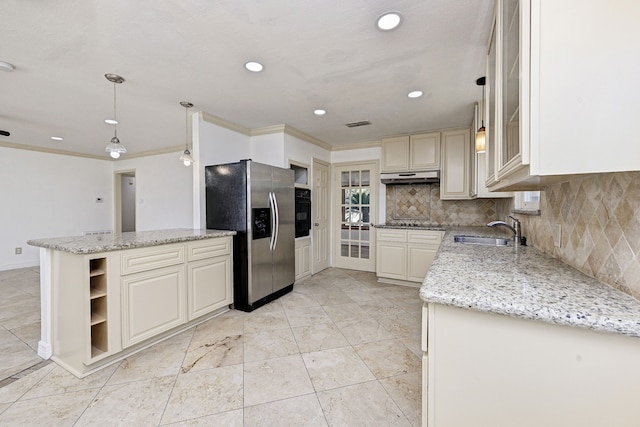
508;172;640;299
385;184;500;226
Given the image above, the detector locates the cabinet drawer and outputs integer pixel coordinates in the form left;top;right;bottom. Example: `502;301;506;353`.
187;238;231;261
377;229;407;242
408;231;444;245
121;245;185;275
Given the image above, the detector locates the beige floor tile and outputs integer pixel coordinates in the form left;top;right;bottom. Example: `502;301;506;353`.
0;346;42;382
181;334;243;373
243;310;290;333
358;297;406;319
377;311;422;338
21;363;118;400
244;393;328;426
107;338;190;385
161;364;243;424
388;295;423;312
279;292;321;310
341;287;384;302
399;336;423;358
311;290;355;306
284;306;332;328
302;347;375;392
322;302;372;323
244;355;314;406
0;388;99;426
335;318;395;345
0;402;10;414
291;323;350;354
160;409;243;426
380;372;422;427
9;321;41;351
354;339;421;379
75;376;175;426
243;328;300;362
317;380;411;426
191;310;244;343
0;362;55;404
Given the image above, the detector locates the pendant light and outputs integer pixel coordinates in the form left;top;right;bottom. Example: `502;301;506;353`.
104;74;127;159
179;101;194;166
475;76;486;153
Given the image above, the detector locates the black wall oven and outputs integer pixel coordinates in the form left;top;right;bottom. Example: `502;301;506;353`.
294;188;311;238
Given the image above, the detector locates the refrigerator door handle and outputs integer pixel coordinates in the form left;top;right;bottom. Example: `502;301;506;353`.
269;192;276;251
272;191;280;251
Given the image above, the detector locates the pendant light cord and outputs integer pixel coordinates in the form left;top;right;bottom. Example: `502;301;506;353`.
185;105;188;150
113;81;118;139
481;82;485;128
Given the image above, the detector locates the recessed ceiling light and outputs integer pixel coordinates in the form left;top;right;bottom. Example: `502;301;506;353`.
51;136;63;141
377;12;403;31
245;61;264;72
104;119;118;124
314;109;327;116
408;90;423;98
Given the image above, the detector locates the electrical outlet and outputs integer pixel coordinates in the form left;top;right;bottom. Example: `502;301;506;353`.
15;247;22;255
553;224;562;248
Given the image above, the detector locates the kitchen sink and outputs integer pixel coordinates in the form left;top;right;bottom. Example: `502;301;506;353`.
453;235;510;246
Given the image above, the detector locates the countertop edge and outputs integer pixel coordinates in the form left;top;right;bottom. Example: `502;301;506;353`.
27;229;237;254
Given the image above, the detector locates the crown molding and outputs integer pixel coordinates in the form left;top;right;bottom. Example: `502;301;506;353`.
0;141;108;160
251;124;332;151
121;145;184;159
201;112;251;136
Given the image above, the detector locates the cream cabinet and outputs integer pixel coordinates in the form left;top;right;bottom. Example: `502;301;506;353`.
440;128;475;200
376;229;444;286
423;303;640;426
381;132;440;172
49;237;232;378
486;0;640;191
294;237;311;282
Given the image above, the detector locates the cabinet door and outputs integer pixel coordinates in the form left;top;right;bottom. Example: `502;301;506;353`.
407;245;438;283
486;14;498;186
294;238;311;281
187;256;232;320
440;129;473;200
410;133;440;170
381;136;410;172
376;242;407;280
121;265;186;348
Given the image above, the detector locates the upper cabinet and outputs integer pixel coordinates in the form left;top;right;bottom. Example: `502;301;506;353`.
486;0;640;191
441;128;476;200
381;132;440;172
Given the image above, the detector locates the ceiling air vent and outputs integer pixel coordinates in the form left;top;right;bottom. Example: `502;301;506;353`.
344;120;371;128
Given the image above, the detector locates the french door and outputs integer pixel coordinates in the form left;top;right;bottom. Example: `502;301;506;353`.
333;161;378;272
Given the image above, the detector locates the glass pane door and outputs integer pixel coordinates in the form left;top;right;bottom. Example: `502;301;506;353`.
340;169;371;260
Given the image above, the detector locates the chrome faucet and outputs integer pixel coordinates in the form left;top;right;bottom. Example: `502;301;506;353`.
488;216;522;246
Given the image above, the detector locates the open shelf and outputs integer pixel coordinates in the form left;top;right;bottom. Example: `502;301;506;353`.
88;257;108;358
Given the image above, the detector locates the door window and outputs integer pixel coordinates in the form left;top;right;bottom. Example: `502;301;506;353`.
340;169;371;259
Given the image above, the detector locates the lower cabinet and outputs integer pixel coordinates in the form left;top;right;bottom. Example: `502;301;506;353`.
295;237;311;282
50;236;233;378
121;264;187;348
376;229;444;285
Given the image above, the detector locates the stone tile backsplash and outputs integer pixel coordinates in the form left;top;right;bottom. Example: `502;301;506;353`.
506;172;640;299
385;184;501;226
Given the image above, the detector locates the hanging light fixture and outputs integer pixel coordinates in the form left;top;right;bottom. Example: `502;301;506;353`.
475;76;486;153
104;74;127;159
179;101;194;166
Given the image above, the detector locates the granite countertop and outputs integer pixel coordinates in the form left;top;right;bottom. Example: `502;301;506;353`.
27;228;236;254
420;226;640;338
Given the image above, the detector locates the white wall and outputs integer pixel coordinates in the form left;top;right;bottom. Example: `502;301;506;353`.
251;133;286;167
0;147;113;270
194;116;251;228
115;151;193;231
121;175;136;232
284;133;331;166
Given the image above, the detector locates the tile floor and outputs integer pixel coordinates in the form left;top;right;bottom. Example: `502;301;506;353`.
0;267;423;426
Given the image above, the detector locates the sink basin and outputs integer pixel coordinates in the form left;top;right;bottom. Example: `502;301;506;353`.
454;235;510;246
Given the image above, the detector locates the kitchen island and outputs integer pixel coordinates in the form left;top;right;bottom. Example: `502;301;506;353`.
28;228;235;377
420;227;640;427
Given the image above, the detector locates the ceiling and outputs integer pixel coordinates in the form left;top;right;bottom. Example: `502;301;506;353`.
0;0;494;158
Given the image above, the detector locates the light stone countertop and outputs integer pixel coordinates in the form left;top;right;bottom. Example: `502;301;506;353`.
27;228;236;254
420;226;640;338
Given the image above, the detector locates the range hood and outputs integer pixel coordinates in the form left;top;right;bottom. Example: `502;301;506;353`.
380;170;440;185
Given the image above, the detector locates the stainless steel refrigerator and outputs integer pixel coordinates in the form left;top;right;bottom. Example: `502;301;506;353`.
205;160;295;312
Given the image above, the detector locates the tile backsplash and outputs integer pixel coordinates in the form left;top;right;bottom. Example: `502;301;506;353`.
385;184;501;226
507;172;640;299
